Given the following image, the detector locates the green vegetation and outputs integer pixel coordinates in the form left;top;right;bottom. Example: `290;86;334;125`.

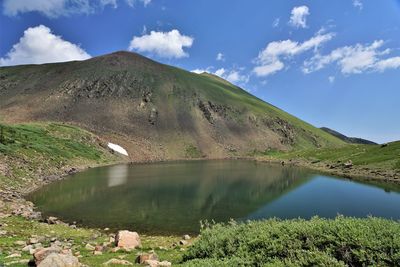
260;141;400;171
182;217;400;266
185;144;202;158
0;122;118;191
0;216;184;267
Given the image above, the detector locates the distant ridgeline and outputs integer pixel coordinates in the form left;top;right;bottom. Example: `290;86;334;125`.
320;127;377;145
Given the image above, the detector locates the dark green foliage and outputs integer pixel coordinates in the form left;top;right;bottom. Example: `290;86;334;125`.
185;144;202;158
395;160;400;170
183;217;400;266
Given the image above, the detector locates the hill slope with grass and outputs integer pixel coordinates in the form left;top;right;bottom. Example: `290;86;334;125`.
320;127;377;145
0;51;343;161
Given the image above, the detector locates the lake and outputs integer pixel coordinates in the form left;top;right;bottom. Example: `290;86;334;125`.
28;160;400;235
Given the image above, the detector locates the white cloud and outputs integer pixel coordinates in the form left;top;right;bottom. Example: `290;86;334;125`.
253;31;334;77
0;25;91;66
328;76;335;83
128;29;193;58
2;0;150;18
216;52;225;61
272;18;280;28
353;0;363;10
191;66;249;85
303;40;400;74
289;6;310;28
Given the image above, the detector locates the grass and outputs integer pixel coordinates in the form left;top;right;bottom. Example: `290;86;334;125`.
259;141;400;171
182;217;400;266
0;122;118;191
185;144;202;158
0;216;184;267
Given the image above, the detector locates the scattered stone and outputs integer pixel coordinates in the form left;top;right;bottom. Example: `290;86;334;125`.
14;240;26;246
29;237;40;244
136;253;159;264
50;237;57;242
179;240;188;246
183;234;191;240
115;230;141;249
144;260;172;267
0;230;7;235
343;160;353;169
46;216;59;224
22;245;33;252
104;227;110;231
103;258;133;265
5;253;21;258
95;245;104;252
110;247;121;253
37;252;79;267
85;244;95;251
93;251;103;255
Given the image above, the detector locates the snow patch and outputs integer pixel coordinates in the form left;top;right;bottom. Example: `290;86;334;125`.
107;142;129;156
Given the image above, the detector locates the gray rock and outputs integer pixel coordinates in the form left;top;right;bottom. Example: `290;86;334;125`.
37;253;79;267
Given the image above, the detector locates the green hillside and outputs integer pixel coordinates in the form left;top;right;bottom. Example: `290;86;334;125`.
0;51;344;161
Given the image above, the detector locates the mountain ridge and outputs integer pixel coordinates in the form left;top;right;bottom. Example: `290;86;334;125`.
0;51;344;161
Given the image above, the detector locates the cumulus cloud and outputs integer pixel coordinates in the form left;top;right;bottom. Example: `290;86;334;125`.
253;31;334;77
0;25;91;66
303;40;400;74
191;66;249;85
2;0;150;18
353;0;363;10
328;76;335;83
289;6;310;28
216;52;225;61
128;29;193;58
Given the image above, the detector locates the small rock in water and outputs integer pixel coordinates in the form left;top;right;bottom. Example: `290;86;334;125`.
103;258;133;265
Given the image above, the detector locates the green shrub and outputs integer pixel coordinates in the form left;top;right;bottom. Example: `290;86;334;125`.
183;217;400;266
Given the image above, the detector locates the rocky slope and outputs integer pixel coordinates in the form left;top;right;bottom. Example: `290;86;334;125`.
0;51;343;161
320;127;377;145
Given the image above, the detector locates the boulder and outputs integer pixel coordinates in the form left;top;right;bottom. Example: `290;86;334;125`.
85;243;95;251
37;253;79;267
183;234;191;240
46;216;59;224
136;253;159;264
115;230;141;249
103;258;133;265
34;247;62;265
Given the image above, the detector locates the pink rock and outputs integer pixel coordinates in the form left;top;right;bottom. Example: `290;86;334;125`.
115;230;141;249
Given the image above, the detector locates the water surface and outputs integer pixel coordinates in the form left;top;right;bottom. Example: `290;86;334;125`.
28;160;400;234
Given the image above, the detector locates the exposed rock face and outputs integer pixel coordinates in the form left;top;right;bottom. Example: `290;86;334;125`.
37;253;79;267
115;230;141;249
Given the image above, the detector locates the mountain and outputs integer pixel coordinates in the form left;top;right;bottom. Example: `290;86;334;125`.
0;51;343;161
320;127;377;145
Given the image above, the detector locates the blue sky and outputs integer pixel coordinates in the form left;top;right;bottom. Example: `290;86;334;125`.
0;0;399;143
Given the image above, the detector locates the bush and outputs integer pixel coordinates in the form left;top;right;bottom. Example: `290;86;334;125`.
183;217;400;266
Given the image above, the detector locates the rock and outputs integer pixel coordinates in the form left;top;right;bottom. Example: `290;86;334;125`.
110;247;121;253
179;240;188;246
4;259;30;266
343;160;353;168
136;253;159;264
22;245;33;252
93;251;103;255
95;245;104;252
0;230;7;235
29;237;40;244
37;253;79;267
46;216;59;224
183;234;191;240
104;227;110;231
103;258;133;265
50;237;57;242
5;253;21;258
85;244;95;251
115;230;141;249
144;260;172;267
14;240;26;246
34;247;62;265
